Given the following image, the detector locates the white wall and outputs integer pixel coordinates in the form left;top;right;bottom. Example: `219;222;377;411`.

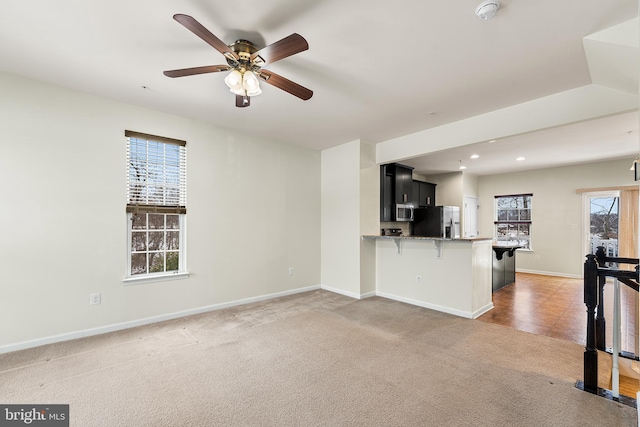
0;72;321;350
359;142;379;295
321;141;361;297
462;173;479;198
478;158;638;277
424;172;462;207
320;140;380;298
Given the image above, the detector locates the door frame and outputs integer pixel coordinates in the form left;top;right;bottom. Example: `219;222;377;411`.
463;195;479;239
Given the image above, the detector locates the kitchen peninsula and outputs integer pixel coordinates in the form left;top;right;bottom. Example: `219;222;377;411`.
363;235;493;319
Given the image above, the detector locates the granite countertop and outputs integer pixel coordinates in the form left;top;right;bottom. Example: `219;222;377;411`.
362;235;493;242
492;242;522;247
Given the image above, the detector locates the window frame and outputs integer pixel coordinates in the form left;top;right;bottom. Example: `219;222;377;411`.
494;193;533;250
123;213;188;285
123;131;188;284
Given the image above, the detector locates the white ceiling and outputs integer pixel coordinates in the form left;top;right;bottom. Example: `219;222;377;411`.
0;0;637;175
402;111;639;176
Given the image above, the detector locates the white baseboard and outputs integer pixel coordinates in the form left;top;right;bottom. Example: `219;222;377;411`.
375;291;476;319
516;268;581;279
0;285;321;355
472;302;494;319
320;284;367;300
360;291;377;299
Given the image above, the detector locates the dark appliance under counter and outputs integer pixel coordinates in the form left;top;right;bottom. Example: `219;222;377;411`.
492;244;521;292
412;206;460;238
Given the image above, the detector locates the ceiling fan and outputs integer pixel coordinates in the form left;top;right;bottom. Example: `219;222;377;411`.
163;14;313;108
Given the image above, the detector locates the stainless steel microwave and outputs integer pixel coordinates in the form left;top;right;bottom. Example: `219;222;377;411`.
395;204;414;222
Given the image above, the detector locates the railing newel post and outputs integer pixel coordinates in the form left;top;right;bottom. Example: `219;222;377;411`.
584;253;599;394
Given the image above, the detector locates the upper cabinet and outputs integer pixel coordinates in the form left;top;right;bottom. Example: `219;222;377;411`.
380;164;393;221
392;164;413;204
380;163;415;221
412;180;436;207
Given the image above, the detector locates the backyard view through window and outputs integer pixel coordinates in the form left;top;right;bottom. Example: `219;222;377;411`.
125;130;186;278
590;196;618;256
495;194;532;249
131;213;181;275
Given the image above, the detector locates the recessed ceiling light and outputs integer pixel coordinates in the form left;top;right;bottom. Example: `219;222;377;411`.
459;165;467;170
470;154;479;159
516;157;525;161
488;140;496;143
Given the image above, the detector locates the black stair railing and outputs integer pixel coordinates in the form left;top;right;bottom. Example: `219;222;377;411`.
581;246;639;396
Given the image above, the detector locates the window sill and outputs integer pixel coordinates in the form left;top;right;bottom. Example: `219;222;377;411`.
123;272;190;286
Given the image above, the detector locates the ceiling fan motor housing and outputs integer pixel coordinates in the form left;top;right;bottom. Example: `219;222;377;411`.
226;40;264;71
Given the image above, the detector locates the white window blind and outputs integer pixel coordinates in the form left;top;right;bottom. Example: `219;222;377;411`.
125;130;186;214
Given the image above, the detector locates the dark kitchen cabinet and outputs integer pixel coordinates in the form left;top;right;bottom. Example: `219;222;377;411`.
380;163;415;221
412;180;436;207
380;164;393;221
392;164;413;205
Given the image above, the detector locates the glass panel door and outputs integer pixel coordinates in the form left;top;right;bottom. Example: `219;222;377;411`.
589;195;619;257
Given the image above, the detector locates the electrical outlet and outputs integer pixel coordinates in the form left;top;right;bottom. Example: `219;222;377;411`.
416;275;422;284
288;267;294;276
90;293;101;305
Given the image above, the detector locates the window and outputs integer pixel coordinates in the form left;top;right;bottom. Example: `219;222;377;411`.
495;194;532;249
125;130;187;281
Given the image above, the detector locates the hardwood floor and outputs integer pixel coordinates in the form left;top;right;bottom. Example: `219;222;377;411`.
477;273;586;344
477;272;640;398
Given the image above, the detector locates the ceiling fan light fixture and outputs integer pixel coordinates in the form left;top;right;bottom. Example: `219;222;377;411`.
242;70;262;97
245;86;262;97
243;70;259;88
475;0;500;20
225;69;244;92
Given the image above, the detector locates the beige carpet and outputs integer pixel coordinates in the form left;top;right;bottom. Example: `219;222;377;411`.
0;290;636;426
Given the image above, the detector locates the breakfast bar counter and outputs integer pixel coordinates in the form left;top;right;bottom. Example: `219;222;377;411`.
362;235;493;319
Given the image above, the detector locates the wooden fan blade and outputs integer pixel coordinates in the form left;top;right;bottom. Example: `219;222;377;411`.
173;14;239;61
163;65;231;78
250;33;308;65
259;70;313;100
235;95;250;108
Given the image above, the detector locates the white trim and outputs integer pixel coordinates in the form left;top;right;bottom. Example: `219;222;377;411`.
375;291;477;319
581;190;620;257
123;272;190;286
516;268;582;279
472;302;495;318
319;285;368;300
126;212;188;280
360;291;377;299
0;285;321;355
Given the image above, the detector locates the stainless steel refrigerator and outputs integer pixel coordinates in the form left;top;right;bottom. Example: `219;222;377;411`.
413;206;460;238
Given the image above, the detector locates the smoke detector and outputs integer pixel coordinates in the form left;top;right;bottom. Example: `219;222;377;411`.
475;1;501;20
